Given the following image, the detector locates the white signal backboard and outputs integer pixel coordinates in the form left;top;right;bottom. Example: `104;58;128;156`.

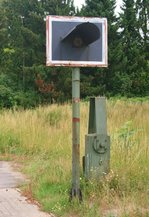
46;16;108;67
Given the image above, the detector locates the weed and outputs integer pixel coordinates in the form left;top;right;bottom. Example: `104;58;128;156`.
0;130;20;154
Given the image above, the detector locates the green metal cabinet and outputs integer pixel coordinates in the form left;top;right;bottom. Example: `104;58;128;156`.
83;97;110;180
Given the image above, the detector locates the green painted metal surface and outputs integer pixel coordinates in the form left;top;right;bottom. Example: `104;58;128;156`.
70;68;82;201
84;97;110;180
88;97;107;134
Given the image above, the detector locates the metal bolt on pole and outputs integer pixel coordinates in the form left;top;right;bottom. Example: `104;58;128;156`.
70;68;82;201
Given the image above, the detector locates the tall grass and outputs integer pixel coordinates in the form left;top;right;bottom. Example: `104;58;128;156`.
0;100;149;216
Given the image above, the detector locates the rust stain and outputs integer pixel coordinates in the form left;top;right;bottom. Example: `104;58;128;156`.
46;17;49;64
72;98;80;103
73;118;80;123
46;62;108;67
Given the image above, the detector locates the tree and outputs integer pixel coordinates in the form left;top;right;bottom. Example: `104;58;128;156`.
136;0;149;60
118;0;148;95
0;0;75;107
136;0;149;94
80;0;121;96
0;1;7;66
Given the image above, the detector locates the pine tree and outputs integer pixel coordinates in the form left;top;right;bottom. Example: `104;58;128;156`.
2;0;75;70
136;0;149;94
118;0;148;95
136;0;149;60
80;0;120;96
0;3;7;66
1;0;75;107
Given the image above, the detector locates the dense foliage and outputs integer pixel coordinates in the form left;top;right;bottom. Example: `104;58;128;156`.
0;0;148;108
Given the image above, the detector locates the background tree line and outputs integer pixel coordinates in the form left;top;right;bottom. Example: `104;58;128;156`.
0;0;148;108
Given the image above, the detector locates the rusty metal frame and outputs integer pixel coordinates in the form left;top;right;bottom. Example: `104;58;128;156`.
46;16;108;68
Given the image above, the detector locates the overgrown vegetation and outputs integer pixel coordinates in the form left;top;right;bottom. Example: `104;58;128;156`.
0;0;148;108
0;100;149;216
0;0;149;215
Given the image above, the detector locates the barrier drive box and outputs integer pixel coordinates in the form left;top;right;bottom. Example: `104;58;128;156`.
46;16;108;67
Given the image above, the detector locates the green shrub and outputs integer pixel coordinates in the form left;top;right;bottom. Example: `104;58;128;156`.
0;85;14;108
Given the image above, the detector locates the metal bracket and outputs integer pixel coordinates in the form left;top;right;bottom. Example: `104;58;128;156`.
69;188;83;202
93;139;107;154
92;135;108;154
